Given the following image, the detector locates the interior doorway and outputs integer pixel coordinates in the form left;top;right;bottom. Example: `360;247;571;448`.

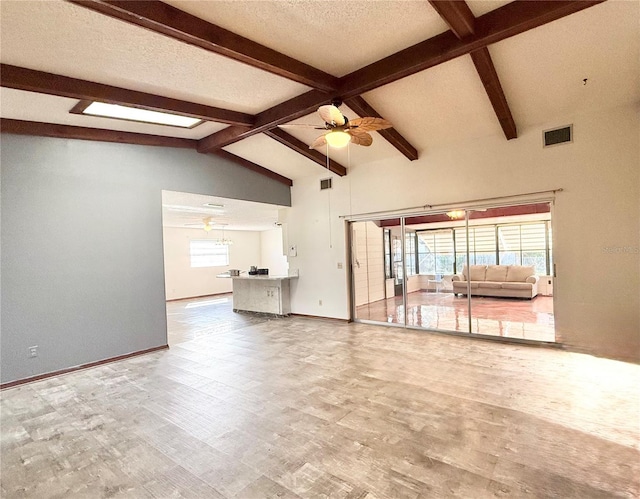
161;190;289;302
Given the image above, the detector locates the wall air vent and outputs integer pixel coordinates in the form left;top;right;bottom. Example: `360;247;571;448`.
543;125;573;148
320;178;332;190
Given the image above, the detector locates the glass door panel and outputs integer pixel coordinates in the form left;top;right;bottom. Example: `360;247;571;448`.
468;204;555;341
404;220;465;331
351;220;404;325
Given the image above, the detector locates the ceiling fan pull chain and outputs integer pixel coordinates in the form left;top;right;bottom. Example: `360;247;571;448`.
326;141;329;170
328;176;332;249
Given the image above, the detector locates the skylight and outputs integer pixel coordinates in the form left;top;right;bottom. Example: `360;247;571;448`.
77;102;202;128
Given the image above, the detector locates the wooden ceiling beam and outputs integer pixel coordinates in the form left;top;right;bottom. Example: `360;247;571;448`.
0;64;254;127
1;119;293;186
68;0;339;92
344;96;418;161
197;1;602;151
428;0;475;37
339;1;605;98
263;128;347;177
213;150;293;186
4;2;602;170
0;118;196;148
198;89;330;153
469;47;517;139
428;0;517;140
197;125;255;154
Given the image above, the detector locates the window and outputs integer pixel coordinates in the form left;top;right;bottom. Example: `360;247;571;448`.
498;223;549;274
405;232;417;276
190;240;229;267
384;229;392;278
472;226;498;266
392;236;403;282
417;229;454;275
386;218;552;279
455;226;497;270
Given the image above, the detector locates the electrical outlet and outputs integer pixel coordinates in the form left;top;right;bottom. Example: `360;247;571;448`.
337;262;343;269
319;299;323;306
29;345;38;358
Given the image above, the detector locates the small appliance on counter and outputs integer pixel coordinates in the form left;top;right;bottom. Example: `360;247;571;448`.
228;269;241;276
248;266;269;276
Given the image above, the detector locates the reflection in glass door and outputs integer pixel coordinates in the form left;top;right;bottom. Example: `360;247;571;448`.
351;220;405;325
402;219;465;332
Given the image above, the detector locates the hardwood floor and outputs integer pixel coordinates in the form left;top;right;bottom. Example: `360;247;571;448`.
2;296;638;498
356;292;555;343
166;294;271;346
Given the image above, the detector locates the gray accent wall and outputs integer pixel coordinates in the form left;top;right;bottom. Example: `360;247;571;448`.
0;134;290;384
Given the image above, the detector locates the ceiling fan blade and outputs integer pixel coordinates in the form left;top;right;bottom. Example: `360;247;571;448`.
318;105;346;126
348;117;392;132
349;131;373;146
309;134;328;149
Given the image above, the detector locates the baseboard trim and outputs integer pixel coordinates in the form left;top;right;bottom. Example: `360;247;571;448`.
166;292;232;302
290;313;350;323
0;344;169;390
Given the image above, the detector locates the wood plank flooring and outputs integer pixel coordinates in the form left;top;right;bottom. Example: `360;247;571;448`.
2;295;638;498
356;292;555;343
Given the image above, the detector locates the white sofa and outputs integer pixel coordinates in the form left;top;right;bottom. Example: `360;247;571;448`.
452;265;539;299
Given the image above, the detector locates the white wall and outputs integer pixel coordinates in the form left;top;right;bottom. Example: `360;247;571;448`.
287;104;640;362
162;228;261;300
260;228;288;276
163;226;288;301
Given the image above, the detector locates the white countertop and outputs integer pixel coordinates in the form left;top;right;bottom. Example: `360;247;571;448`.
230;275;297;280
217;271;299;280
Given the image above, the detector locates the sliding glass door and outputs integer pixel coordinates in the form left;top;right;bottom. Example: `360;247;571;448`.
350;203;555;344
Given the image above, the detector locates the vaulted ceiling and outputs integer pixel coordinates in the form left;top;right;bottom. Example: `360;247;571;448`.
1;1;638;185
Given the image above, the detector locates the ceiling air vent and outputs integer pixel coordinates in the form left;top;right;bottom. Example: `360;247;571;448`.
543;125;573;148
320;178;332;190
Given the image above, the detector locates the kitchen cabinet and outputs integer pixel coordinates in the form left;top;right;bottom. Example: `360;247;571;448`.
230;275;295;316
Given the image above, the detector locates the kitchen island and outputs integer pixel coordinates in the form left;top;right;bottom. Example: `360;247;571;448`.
228;275;297;316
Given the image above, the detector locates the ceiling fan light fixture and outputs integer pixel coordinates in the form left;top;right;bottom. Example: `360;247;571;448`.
446;210;466;220
325;130;351;148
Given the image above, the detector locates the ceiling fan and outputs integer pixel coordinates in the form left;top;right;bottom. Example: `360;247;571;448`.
282;99;392;149
184;216;216;231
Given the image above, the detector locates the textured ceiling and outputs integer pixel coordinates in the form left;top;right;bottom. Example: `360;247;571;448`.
0;0;309;113
161;191;288;231
362;56;502;153
488;3;640;128
1;0;638;185
163;0;452;77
